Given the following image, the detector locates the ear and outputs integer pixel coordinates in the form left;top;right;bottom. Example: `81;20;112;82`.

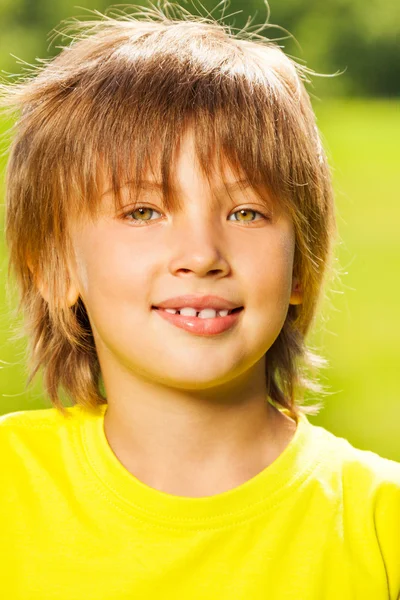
27;257;80;308
289;277;303;305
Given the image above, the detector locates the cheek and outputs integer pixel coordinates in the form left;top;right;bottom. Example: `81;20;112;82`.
240;231;295;295
78;230;159;301
256;264;294;316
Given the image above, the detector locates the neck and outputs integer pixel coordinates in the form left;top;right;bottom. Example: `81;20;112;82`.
102;380;297;497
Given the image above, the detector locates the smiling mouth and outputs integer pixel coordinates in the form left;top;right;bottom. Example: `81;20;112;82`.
152;307;244;317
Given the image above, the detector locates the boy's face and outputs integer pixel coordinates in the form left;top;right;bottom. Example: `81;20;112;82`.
64;128;302;391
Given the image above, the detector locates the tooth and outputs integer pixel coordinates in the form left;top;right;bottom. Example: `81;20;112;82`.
179;307;198;317
163;307;228;318
197;308;217;319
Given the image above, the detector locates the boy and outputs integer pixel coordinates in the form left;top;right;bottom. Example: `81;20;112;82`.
0;3;399;598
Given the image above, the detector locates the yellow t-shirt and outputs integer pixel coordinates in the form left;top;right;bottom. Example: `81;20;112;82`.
1;403;399;599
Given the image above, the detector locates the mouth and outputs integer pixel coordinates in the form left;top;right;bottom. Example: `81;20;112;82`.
152;306;244;317
151;305;244;336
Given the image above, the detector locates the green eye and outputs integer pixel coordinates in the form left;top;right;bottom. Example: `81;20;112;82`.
229;208;263;223
126;207;161;222
122;206;268;225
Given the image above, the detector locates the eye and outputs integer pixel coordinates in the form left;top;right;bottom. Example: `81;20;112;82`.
122;206;162;224
228;208;268;224
121;206;270;225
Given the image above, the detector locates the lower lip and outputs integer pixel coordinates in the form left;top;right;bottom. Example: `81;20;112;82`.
152;307;244;336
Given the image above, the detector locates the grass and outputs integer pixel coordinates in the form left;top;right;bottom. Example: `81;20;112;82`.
0;98;399;460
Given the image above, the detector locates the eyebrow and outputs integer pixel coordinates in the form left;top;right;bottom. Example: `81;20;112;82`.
102;179;252;198
138;179;251;193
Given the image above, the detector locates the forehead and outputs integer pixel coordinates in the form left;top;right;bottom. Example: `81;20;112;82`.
99;154;267;212
100;131;249;195
86;124;287;225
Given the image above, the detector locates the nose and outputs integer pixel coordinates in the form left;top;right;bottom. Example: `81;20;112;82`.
167;216;230;278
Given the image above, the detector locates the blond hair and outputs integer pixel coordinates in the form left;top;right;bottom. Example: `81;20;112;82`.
0;2;338;419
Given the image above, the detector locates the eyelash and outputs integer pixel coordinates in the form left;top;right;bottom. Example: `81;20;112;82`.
121;206;270;226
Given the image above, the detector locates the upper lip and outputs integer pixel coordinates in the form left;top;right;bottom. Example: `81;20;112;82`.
153;295;243;311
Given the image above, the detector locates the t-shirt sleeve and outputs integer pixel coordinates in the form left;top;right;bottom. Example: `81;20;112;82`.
372;458;400;599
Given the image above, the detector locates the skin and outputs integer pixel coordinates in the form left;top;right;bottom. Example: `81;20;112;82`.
36;128;303;498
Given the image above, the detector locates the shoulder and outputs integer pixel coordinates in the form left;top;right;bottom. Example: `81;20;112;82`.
343;445;400;597
0;405;93;491
0;405;84;452
0;405;79;429
0;407;56;439
313;422;400;583
336;434;400;493
308;419;400;490
0;404;91;426
306;420;400;526
340;440;400;521
310;421;400;588
340;442;400;522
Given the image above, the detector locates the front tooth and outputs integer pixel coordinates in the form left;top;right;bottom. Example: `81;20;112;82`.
197;308;217;319
179;307;198;317
168;307;223;318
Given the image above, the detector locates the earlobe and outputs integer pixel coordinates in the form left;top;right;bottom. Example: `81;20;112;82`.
27;257;80;307
34;277;80;307
66;284;80;307
289;278;303;305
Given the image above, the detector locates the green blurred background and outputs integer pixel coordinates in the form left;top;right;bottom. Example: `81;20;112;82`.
0;1;399;459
